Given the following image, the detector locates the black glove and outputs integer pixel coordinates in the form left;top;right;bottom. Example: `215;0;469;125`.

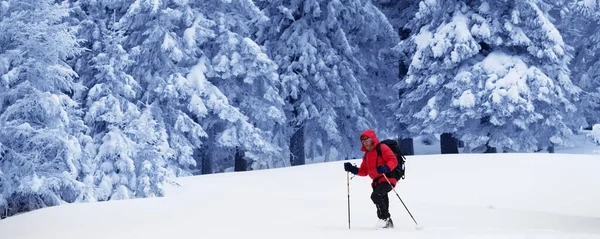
344;162;359;174
377;165;390;174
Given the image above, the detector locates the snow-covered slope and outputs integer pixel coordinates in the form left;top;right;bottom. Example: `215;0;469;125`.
1;153;600;239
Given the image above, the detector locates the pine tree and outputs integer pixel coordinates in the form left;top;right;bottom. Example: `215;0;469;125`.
392;0;586;152
373;0;421;155
119;0;284;174
256;0;399;163
0;0;86;216
84;18;174;200
191;1;288;170
558;0;600;126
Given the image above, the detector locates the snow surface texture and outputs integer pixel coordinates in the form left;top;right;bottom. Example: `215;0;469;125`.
1;153;600;239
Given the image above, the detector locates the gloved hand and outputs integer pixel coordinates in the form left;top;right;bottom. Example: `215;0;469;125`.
377;165;390;174
344;162;359;175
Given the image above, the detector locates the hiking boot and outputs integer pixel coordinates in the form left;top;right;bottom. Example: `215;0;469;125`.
376;217;394;229
383;217;394;228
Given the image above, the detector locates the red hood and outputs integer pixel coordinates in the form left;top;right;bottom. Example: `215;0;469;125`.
360;129;379;152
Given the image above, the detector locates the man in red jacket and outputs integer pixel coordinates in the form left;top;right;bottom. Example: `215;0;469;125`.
344;129;397;228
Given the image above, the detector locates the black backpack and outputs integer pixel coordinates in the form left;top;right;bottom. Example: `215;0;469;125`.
375;139;406;180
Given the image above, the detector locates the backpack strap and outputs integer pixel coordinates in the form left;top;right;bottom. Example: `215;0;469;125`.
375;144;382;166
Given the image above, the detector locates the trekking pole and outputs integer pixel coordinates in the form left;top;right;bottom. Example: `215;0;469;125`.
382;174;419;227
347;171;351;229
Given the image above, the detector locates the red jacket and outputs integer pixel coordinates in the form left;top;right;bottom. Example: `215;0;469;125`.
357;129;398;187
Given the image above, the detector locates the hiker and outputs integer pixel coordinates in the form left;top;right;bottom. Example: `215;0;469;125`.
344;129;398;228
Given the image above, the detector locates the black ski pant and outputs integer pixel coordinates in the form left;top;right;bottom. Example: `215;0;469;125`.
371;182;393;220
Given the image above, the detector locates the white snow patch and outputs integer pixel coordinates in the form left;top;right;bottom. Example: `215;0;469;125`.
228;35;239;46
1;1;8;13
472;22;491;38
150;0;160;13
479;52;530;103
415;28;433;52
479;1;491;13
481;52;512;76
491;90;504;104
458;90;476;108
590;124;600;145
427;75;439;85
173;0;189;5
453;12;471;42
412;28;433;69
455;71;472;84
583;0;597;9
183;24;197;48
507;86;520;103
189;95;208;117
161;33;176;51
187;57;208;94
30;174;43;193
428;109;438;119
427;96;436;108
217;126;238;147
423;97;439;120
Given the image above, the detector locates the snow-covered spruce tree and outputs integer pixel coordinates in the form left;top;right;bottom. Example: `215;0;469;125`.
350;0;404;143
69;0;128;201
84;17;175;200
119;0;283;174
62;0;175;201
0;0;87;216
558;0;600;126
195;0;288;170
392;0;586;152
373;0;422;154
256;0;399;164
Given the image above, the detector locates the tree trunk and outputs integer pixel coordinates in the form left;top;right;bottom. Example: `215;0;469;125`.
201;146;212;175
234;148;247;171
398;137;414;155
192;149;202;175
480;116;496;153
440;133;459;154
290;124;305;166
396;87;414;155
547;145;555;153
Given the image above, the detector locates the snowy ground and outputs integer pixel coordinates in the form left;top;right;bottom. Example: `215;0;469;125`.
1;152;600;239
